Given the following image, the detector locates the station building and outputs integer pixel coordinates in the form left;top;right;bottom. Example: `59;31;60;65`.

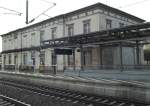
1;3;145;72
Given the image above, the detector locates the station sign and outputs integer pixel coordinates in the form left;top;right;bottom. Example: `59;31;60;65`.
54;48;72;55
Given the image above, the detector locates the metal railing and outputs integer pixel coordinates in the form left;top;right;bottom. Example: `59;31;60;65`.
66;64;150;71
1;64;150;82
39;65;57;75
2;64;150;73
4;65;16;70
19;65;34;73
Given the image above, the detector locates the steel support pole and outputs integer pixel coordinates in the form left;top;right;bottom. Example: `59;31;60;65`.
136;41;140;65
20;34;22;67
99;45;103;69
62;15;66;71
80;45;84;71
53;53;57;75
73;48;76;71
120;42;123;71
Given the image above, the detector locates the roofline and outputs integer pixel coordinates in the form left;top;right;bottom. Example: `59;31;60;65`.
65;3;145;22
0;14;64;37
0;2;145;37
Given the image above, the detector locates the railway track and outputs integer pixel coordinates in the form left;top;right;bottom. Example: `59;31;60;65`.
0;94;30;106
0;79;149;106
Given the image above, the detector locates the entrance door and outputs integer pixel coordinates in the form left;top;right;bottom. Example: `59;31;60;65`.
83;48;92;66
14;55;18;65
51;53;57;74
102;48;113;65
52;53;57;65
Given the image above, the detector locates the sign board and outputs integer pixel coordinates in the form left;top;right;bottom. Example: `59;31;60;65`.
54;48;72;55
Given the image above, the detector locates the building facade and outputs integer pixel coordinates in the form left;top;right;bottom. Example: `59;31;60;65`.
1;3;145;71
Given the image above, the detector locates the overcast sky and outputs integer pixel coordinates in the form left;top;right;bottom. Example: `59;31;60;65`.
0;0;150;51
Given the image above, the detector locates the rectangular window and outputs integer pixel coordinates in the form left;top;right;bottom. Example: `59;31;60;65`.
8;54;11;64
3;38;6;43
68;55;74;66
119;23;124;27
83;20;91;34
23;35;27;37
40;51;45;65
9;38;11;41
23;53;27;65
3;55;6;65
14;34;18;39
23;35;27;47
31;33;35;46
67;24;74;36
51;27;57;39
14;54;18;65
106;19;112;29
31;51;35;65
40;30;45;42
31;33;35;36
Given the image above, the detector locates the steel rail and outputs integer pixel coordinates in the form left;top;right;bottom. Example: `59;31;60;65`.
0;95;30;106
0;79;149;106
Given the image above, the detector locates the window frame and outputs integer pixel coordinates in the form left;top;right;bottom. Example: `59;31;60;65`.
40;51;45;65
106;19;112;29
40;30;45;42
51;27;57;39
23;53;27;65
119;22;124;28
8;54;11;65
83;19;91;34
67;24;74;36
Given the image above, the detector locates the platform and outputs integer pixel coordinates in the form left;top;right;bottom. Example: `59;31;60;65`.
0;70;149;104
64;69;150;83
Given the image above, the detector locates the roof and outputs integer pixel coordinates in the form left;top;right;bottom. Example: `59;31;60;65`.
65;3;145;22
1;2;145;37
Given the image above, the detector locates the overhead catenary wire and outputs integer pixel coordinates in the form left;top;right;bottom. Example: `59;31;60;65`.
119;0;150;8
32;3;56;20
40;0;55;4
0;6;22;16
27;0;56;24
42;13;51;18
0;13;21;15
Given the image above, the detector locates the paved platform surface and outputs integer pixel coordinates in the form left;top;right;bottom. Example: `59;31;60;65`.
63;69;150;83
1;69;150;83
0;70;150;103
